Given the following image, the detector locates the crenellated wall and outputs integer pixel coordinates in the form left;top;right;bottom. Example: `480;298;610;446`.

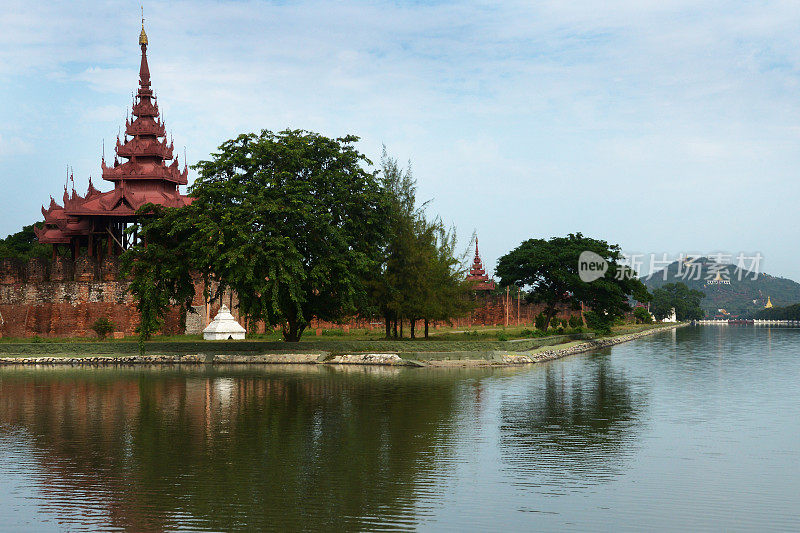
0;257;581;338
455;292;579;328
0;257;184;338
308;293;582;333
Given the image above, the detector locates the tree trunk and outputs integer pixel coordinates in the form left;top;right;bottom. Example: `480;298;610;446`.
399;318;403;338
393;318;398;338
424;319;429;339
385;315;391;339
410;318;416;339
283;318;305;342
545;306;558;332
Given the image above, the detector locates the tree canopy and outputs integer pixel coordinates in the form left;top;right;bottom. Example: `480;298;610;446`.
650;282;705;321
755;303;800;320
374;150;473;338
121;204;197;343
495;233;651;333
0;223;50;261
123;129;389;342
633;307;653;324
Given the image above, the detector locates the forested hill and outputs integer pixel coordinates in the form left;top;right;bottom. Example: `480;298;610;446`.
641;257;800;318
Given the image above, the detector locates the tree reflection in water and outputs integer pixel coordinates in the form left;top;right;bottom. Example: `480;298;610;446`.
0;365;463;532
499;354;647;491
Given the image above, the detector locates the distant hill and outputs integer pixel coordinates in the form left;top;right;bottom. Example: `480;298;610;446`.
641;257;800;318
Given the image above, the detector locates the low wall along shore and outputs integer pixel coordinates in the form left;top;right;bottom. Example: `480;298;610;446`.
0;323;684;367
0;256;578;338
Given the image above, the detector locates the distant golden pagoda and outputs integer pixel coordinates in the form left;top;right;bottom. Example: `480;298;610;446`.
765;296;773;309
706;270;731;285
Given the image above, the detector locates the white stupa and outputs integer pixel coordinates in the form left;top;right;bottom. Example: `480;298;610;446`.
203;305;246;340
662;307;678;323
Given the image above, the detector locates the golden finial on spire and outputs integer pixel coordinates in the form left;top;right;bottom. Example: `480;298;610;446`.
139;5;148;46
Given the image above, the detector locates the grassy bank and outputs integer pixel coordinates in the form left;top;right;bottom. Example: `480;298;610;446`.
0;323;669;358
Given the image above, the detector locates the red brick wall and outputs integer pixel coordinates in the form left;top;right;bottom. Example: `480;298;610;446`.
0;257;183;338
452;292;579;327
307;293;582;332
0;257;579;338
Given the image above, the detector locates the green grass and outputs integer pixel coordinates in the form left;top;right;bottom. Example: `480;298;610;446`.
0;323;673;357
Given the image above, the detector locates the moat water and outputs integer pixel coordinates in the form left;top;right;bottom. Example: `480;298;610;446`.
0;326;798;531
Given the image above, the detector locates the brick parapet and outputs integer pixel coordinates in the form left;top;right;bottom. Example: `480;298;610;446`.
0;257;184;338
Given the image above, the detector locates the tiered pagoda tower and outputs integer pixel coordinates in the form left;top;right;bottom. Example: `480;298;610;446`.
466;237;496;292
35;20;192;259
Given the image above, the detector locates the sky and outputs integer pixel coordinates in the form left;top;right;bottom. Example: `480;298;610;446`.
1;0;800;280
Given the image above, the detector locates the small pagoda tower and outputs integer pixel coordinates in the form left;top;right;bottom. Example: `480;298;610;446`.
466;237;496;292
35;18;193;259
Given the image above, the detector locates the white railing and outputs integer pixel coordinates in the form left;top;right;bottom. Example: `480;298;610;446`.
694;319;800;326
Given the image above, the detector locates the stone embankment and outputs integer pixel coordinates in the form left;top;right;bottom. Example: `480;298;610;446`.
0;324;684;367
0;353;324;366
0;352;415;366
496;323;685;365
324;353;410;365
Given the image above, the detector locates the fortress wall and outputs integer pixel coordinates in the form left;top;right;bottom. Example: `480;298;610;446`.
309;295;581;332
0;258;580;338
0;257;184;338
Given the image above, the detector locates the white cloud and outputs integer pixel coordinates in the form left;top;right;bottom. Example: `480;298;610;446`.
0;135;33;159
2;0;800;278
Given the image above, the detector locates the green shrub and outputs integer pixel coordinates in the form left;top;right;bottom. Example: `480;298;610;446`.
584;311;612;335
496;331;508;341
519;327;546;338
534;312;549;331
633;307;653;324
568;315;583;328
91;317;116;339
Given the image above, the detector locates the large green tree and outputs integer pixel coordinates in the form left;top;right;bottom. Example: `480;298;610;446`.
124;129;389;342
0;223;50;261
374;150;473;339
495;233;651;333
415;224;474;338
121;205;197;344
651;282;705;321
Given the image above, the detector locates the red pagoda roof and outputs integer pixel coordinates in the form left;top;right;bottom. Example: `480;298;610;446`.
466;237;496;291
125;116;166;138
36;21;193;246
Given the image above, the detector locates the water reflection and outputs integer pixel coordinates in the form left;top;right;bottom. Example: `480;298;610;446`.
499;354;646;491
0;365;465;532
3;328;799;532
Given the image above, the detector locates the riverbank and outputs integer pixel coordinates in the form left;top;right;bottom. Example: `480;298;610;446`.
484;322;686;367
0;323;684;367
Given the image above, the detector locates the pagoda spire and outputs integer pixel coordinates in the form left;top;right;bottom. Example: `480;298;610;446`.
471;237;485;276
139;7;150;89
36;12;194;255
466;235;495;291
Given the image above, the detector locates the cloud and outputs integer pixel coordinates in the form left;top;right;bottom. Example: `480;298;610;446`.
76;67;136;95
2;0;800;278
0;135;33;159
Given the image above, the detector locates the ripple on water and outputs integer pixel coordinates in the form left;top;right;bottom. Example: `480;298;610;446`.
0;329;798;531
